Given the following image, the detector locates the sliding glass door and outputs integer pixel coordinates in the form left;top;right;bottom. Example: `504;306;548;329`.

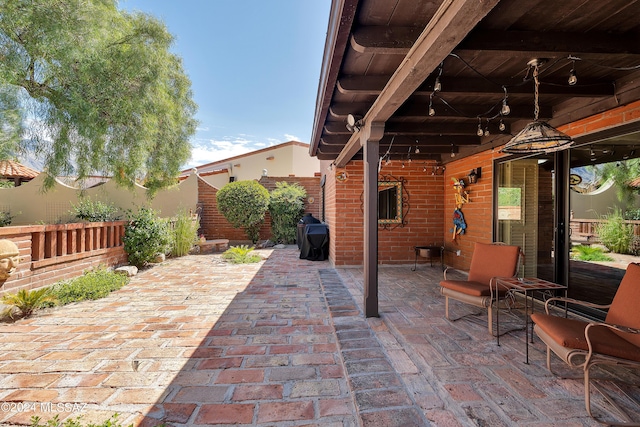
496;130;640;319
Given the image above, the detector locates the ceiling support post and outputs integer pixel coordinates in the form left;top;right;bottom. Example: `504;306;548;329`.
363;122;385;318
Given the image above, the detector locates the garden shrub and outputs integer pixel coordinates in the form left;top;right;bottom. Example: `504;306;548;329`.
123;207;171;268
170;209;199;257
2;288;57;319
50;266;129;305
570;245;613;261
0;210;14;227
597;208;634;254
70;198;120;222
221;245;262;264
216;180;269;243
269;182;306;244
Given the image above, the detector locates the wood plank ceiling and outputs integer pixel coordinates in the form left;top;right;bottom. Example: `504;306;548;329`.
310;0;640;165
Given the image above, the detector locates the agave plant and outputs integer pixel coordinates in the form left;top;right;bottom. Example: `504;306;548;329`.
2;288;58;319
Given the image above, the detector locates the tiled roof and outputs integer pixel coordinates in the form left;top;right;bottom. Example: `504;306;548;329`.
0;160;40;179
628;177;640;188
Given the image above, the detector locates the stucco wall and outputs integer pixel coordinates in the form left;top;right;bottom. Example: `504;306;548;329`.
1;173;199;225
195;142;320;184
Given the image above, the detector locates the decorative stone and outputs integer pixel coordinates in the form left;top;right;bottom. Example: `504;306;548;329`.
153;253;166;263
115;266;138;277
274;244;286;249
0;239;20;280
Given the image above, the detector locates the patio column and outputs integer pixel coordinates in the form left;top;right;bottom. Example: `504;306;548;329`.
362;122;385;318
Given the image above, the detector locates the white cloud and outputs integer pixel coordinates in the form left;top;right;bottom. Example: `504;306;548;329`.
186;137;256;168
284;133;302;142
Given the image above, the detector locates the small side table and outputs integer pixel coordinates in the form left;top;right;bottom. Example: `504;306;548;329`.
493;277;567;364
412;245;444;271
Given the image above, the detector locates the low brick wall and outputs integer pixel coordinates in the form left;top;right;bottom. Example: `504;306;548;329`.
0;221;128;296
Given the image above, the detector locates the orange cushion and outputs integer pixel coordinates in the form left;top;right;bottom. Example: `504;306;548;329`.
467;243;520;286
531;313;640;362
606;263;640;348
440;280;508;297
440;280;490;297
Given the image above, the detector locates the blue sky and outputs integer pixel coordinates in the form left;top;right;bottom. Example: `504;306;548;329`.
120;0;331;169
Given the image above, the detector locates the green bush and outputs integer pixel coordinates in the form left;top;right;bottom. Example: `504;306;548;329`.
597;208;635;254
624;208;640;221
2;288;58;319
269;182;306;244
0;210;14;227
170;209;199;257
50;266;129;305
221;245;262;264
123;207;171;268
570;245;614;261
216;180;269;243
70;198;120;222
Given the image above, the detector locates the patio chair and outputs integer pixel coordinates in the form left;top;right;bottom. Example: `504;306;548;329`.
439;242;522;334
531;262;640;425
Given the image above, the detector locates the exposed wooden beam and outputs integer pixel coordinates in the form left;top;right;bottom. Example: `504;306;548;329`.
350;26;423;55
335;0;503;168
362;0;502;123
457;30;640;57
339;75;615;97
320;134;482;148
319;144;462;155
393;100;551;120
337;76;389;95
329;103;372;119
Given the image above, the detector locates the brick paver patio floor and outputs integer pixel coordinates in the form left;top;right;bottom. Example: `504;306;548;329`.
0;248;638;426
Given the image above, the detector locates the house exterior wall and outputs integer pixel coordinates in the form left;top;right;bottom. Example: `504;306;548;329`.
194;141;320;184
325;160;445;266
441;150;498;271
437;100;640;272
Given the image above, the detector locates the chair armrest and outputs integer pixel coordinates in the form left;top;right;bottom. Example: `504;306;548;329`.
443;266;455;280
543;297;611;314
584;321;640;362
586;321;640;336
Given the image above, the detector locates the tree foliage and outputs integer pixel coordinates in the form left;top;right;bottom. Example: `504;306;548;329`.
216;180;269;243
596;159;640;207
269;182;306;244
0;0;198;193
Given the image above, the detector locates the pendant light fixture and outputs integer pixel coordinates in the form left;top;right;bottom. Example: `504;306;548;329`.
502;59;574;154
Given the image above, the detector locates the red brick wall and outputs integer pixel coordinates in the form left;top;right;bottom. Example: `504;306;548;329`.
258;175;322;220
439;99;640;271
559;99;640;136
442;150;501;270
197;175;322;244
326;161;445;266
0;223;127;296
